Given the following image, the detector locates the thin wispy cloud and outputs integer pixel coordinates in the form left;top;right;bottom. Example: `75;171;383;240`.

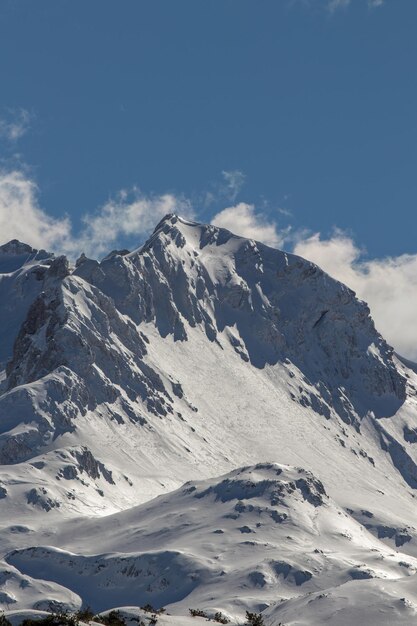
221;170;246;202
277;207;293;218
328;0;385;10
294;0;385;12
202;170;246;209
328;0;351;12
0;109;31;143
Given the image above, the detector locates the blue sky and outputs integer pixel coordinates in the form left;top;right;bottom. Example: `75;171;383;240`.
1;0;417;357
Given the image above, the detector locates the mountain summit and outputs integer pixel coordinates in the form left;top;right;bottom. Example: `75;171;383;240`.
1;215;417;623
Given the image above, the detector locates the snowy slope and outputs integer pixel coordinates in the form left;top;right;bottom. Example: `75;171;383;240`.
1;215;417;623
4;463;417;624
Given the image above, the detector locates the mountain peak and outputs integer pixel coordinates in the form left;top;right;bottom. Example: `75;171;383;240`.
0;239;53;261
0;240;54;274
73;214;407;431
0;239;36;255
140;213;204;253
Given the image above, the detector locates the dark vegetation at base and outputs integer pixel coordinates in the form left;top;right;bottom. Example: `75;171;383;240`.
188;608;266;625
245;612;265;626
189;608;230;622
0;606;164;626
1;608;271;626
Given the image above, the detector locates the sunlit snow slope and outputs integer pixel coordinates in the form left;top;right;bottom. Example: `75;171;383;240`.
1;215;417;624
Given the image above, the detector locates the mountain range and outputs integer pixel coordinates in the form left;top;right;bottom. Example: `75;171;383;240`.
1;214;417;625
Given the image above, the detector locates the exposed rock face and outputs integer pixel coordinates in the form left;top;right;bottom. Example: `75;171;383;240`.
0;243;54;372
6;291;68;389
47;256;70;279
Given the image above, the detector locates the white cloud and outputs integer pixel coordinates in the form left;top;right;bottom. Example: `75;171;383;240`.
221;170;246;202
368;0;384;7
0;109;31;142
211;202;289;248
0;170;72;251
294;232;417;360
0;170;193;258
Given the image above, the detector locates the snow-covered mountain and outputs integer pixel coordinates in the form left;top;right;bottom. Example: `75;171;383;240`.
1;215;417;624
